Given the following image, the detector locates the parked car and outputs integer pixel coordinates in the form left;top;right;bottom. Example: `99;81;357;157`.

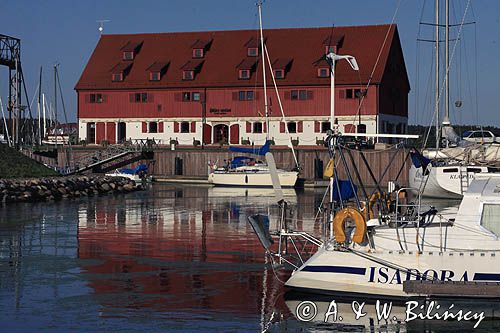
462;130;498;144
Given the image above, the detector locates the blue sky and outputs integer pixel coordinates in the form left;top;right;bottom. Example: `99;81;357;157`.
1;0;499;126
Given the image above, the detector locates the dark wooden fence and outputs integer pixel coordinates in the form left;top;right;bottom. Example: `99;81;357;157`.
57;145;411;187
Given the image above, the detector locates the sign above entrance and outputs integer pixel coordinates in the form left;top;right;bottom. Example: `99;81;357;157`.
209;108;231;114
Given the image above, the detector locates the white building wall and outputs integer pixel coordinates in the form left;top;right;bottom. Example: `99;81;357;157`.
79;114;394;146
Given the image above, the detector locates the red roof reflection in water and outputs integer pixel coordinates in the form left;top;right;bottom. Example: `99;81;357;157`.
77;196;289;315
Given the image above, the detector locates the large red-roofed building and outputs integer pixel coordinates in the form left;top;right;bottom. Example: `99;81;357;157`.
75;24;409;146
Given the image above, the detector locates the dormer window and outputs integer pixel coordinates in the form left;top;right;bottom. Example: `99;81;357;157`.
183;70;194;80
239;69;250;80
322;34;344;55
112;73;123;82
123;51;134;60
110;62;132;82
236;58;257;80
120;40;143;61
150;72;160;81
271;58;292;80
147;61;169;82
181;60;203;81
192;48;204;58
247;47;258;57
318;67;330;78
325;45;336;54
274;69;285;79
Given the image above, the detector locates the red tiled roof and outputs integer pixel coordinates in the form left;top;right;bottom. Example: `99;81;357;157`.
191;39;212;49
180;59;204;71
110;62;132;73
272;58;293;69
75;24;407;90
322;34;344;46
244;37;260;48
120;40;143;52
147;61;169;72
236;58;258;69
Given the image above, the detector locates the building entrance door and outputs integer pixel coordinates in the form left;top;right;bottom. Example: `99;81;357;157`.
87;122;96;144
117;122;126;143
213;124;228;144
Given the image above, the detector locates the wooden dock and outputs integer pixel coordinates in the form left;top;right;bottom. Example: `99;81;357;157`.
50;144;411;186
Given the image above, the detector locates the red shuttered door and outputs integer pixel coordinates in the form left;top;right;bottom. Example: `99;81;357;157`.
96;122;106;144
106;122;116;144
229;124;239;144
203;124;212;144
344;124;356;133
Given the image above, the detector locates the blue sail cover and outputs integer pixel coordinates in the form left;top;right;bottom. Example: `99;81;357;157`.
119;163;148;175
230;156;253;168
228;140;270;156
410;148;431;171
333;180;357;201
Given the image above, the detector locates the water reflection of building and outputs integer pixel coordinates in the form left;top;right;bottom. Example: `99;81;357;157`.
76;185;306;314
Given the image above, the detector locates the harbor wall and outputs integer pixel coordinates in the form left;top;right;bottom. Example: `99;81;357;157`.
56;145;411;186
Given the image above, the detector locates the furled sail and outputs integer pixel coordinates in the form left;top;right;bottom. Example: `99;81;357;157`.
228;140;271;156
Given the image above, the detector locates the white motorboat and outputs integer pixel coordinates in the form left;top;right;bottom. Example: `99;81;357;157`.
105;163;152;184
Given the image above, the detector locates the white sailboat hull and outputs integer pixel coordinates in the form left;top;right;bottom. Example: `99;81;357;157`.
286;246;499;298
409;164;491;198
208;170;298;187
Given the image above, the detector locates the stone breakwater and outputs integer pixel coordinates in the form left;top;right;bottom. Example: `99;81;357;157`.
0;176;141;203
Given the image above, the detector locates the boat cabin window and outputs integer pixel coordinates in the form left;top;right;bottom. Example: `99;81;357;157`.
253;122;263;133
481;204;500;237
467;167;482;173
180;122;190;133
287;122;297;133
443;168;459;173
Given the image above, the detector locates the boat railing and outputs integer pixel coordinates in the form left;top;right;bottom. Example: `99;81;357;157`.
393;187;452;252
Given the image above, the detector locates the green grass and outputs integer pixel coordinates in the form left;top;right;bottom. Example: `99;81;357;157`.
0;144;60;179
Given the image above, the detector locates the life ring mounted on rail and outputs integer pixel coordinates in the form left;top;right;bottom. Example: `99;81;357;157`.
332;207;367;245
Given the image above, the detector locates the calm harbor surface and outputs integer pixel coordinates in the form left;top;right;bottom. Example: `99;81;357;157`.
1;184;499;332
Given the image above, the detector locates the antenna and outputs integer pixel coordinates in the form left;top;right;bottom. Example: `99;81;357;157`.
97;20;111;34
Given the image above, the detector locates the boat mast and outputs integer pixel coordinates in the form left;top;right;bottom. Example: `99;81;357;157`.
443;0;450;128
37;67;42;145
257;1;269;140
435;0;440;149
42;93;47;141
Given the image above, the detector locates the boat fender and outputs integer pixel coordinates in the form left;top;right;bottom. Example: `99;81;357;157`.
332;207;367;244
323;158;335;178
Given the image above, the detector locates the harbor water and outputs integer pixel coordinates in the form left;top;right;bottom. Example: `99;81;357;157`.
1;184;499;332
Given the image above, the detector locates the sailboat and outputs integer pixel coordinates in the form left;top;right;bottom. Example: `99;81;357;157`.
207;2;299;188
409;0;499;198
246;14;500;298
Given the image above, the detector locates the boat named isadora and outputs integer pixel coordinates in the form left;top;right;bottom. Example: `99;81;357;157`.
249;131;500;299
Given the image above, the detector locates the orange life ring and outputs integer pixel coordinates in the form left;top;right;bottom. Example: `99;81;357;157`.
332;207;367;244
